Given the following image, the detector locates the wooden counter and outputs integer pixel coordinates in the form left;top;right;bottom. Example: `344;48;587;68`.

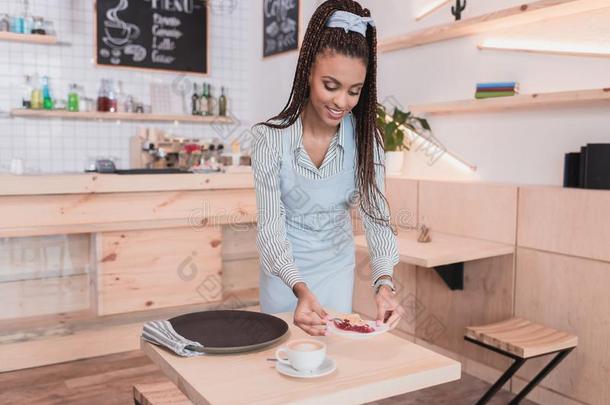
0;172;253;196
0;172;256;238
0;172;260;365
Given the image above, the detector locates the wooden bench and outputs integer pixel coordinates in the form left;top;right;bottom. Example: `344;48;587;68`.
133;381;193;405
465;317;578;405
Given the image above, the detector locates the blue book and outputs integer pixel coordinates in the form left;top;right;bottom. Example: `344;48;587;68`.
476;82;517;89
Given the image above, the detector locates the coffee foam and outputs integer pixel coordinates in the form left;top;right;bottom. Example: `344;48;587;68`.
288;341;323;352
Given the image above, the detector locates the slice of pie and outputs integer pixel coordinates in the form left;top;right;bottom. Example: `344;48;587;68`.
333;313;376;334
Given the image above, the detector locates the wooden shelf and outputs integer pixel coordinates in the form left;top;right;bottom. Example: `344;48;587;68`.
478;43;610;58
476;7;610;58
355;230;514;268
0;31;58;44
379;0;610;52
9;108;233;124
409;88;610;115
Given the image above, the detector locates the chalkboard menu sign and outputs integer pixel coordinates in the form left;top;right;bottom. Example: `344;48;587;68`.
263;0;299;58
95;0;208;74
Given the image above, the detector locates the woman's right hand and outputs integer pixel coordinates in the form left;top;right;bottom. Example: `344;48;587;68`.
292;282;329;336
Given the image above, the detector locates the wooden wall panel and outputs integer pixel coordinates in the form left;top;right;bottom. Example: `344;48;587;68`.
352;251;417;335
0;234;90;282
221;224;260;294
386;178;418;230
352;178;418;237
221;223;258;260
514;248;610;405
418;181;518;244
518;186;610;262
0;274;90;320
96;227;222;315
0;322;142;372
415;255;515;370
222;258;259;294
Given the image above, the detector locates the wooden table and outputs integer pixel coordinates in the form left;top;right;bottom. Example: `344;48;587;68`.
141;309;461;405
355;230;514;290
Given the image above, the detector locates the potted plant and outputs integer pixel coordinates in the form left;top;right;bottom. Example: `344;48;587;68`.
376;103;431;174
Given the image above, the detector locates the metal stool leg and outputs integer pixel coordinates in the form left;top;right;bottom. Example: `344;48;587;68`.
508;348;574;405
475;358;526;405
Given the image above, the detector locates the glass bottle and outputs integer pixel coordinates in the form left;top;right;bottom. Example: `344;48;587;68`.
42;76;53;110
11;16;23;33
115;80;126;112
0;14;10;32
207;84;216;116
68;84;79;112
107;80;117;112
22;0;32;34
22;75;32;108
200;82;208;116
191;83;199;115
30;75;42;109
218;86;227;116
97;79;109;112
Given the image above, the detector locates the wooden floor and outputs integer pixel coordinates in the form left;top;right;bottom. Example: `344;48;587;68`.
0;350;537;405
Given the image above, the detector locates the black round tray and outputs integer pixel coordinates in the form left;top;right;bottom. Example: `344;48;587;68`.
169;310;289;354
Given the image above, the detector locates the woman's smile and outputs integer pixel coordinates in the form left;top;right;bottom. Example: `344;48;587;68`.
326;106;345;121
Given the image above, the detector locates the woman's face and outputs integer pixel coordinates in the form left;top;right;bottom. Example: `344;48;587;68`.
307;50;367;127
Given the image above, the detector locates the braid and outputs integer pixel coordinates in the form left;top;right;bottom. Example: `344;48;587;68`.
259;0;396;234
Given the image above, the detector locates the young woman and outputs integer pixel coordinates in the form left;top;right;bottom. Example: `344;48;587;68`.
252;0;403;336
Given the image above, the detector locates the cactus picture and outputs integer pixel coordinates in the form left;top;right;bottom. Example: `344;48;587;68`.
451;0;467;21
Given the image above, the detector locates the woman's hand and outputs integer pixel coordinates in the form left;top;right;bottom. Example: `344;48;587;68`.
293;282;329;336
375;285;404;330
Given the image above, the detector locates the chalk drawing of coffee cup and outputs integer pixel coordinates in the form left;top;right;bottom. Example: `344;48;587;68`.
102;0;140;49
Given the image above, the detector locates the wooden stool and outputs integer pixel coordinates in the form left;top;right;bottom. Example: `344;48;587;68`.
465;318;577;405
133;381;193;405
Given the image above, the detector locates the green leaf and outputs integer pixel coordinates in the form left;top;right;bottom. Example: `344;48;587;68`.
385;122;398;139
396;130;405;151
416;117;431;131
392;108;409;125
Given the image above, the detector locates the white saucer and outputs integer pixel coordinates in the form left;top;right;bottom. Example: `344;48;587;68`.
275;357;336;378
327;319;389;339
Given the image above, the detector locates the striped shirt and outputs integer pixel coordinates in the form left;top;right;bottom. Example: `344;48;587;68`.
251;115;399;290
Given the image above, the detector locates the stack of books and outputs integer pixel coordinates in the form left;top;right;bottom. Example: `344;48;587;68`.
475;82;519;99
564;144;610;190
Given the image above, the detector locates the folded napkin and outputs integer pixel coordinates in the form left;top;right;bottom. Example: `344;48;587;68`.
142;320;205;357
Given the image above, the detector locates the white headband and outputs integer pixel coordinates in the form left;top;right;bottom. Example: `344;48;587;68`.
326;10;375;37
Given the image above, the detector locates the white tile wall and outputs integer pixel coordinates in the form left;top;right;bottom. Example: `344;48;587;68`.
0;0;252;173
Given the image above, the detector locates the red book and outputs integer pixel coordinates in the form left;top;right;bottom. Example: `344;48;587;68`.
476;86;518;93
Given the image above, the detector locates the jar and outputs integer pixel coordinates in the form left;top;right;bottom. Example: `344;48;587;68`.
10;15;24;33
97;79;110;112
0;14;10;32
32;16;45;35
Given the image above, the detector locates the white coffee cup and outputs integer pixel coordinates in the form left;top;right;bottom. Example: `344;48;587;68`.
275;339;326;372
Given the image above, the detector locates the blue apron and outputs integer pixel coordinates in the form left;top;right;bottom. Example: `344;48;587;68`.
259;114;357;315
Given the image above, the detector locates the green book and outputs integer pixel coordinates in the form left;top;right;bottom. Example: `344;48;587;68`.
475;91;515;99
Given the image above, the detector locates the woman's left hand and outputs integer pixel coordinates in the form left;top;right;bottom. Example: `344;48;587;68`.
375;286;404;330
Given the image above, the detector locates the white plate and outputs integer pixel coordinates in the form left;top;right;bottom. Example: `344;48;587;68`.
276;357;336;379
327;319;389;339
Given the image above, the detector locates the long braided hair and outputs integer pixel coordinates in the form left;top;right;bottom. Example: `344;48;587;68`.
260;0;395;231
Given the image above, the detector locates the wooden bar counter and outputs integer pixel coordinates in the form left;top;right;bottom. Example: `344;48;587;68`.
0;172;260;371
